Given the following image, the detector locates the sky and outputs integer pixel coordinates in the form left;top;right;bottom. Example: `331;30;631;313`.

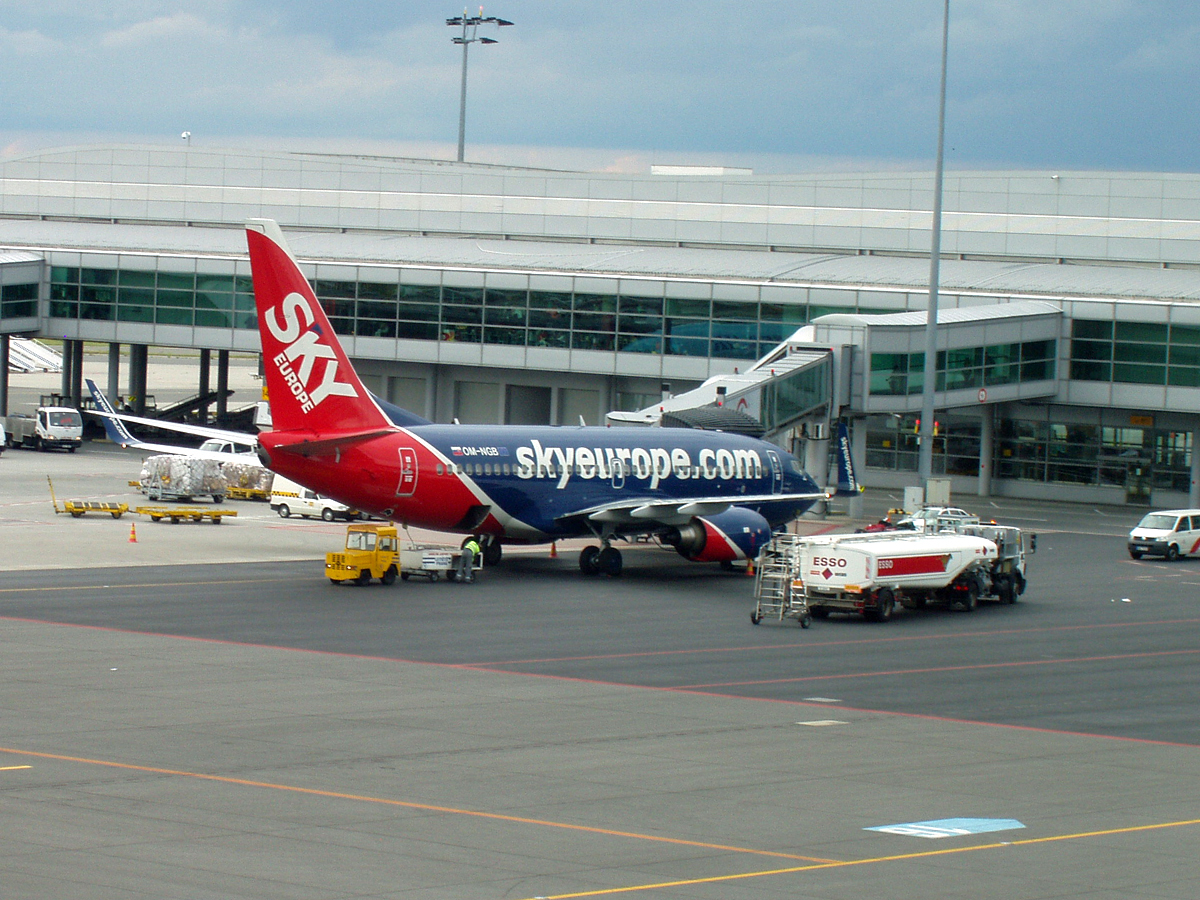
0;0;1197;174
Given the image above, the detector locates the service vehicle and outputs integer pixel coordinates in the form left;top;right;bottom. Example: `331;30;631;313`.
5;406;83;452
326;523;399;585
1127;509;1200;560
794;531;1006;621
271;475;360;521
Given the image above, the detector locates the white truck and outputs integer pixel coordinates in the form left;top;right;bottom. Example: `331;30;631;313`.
790;530;1019;622
5;406;84;452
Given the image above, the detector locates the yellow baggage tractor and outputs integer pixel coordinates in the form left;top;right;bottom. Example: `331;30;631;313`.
326;523;400;585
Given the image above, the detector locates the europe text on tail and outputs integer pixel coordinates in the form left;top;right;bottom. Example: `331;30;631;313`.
246;219;827;577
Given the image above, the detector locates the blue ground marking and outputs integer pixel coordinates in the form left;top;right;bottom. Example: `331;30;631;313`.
866;818;1026;839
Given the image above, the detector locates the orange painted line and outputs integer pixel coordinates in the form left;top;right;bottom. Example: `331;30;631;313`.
525;817;1200;898
674;648;1200;689
0;746;837;864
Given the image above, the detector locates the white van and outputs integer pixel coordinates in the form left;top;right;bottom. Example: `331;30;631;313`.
270;475;360;521
1127;509;1200;560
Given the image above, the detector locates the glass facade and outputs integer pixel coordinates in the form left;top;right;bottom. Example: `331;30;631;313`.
865;412;1193;492
870;339;1057;396
0;282;38;318
50;267;257;329
1070;319;1200;387
44;265;903;362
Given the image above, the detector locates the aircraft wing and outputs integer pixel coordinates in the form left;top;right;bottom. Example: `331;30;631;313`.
85;379;258;459
557;490;829;528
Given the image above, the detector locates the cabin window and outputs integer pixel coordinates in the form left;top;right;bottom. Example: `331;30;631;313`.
436;464;444;475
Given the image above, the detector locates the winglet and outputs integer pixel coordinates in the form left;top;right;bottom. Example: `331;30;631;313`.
245;219;390;435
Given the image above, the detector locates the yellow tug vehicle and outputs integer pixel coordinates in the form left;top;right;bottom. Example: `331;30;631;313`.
326;523;400;586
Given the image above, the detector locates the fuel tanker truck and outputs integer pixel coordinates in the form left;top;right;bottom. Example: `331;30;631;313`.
793;530;1026;622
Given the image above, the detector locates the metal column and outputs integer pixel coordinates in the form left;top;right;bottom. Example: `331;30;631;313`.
70;340;83;409
198;348;211;424
107;343;121;403
978;405;995;498
60;339;74;401
216;350;229;420
129;344;148;415
1191;420;1200;508
0;334;9;417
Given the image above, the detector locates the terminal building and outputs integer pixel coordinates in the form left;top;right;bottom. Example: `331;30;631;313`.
1;144;1199;508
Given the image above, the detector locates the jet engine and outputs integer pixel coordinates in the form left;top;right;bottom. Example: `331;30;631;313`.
663;507;772;562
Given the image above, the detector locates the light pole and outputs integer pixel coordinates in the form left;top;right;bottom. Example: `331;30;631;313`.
918;0;951;486
446;8;513;163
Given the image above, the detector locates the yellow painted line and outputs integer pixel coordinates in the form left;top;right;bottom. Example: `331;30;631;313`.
0;746;836;864
0;578;298;594
0;765;31;771
526;817;1200;899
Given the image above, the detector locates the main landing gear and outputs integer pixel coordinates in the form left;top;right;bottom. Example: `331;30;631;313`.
579;543;623;577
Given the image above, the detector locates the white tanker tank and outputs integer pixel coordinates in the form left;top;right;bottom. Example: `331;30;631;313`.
797;532;999;621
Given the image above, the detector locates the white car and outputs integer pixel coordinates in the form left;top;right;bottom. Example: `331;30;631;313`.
1127;509;1200;561
898;506;980;533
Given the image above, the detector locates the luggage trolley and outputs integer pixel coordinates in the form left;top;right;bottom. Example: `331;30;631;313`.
751;533;811;627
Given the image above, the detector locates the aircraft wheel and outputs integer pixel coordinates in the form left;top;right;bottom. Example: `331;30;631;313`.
483;538;502;567
322;508;335;522
579;545;601;576
598;546;623;577
277;504;290;518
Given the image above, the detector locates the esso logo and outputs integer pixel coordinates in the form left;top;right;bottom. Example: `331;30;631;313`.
878;559;894;570
812;556;848;568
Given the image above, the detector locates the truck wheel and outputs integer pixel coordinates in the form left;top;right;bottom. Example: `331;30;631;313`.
277;504;290;518
874;588;895;622
1129;549;1143;560
212;494;224;504
322;508;335;522
68;445;77;453
1167;544;1181;561
959;584;979;612
381;565;398;585
995;574;1014;604
356;569;372;586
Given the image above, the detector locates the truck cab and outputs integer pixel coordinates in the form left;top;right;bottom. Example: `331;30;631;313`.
5;406;83;452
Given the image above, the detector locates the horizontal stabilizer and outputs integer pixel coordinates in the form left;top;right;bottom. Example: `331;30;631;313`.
269;428;396;458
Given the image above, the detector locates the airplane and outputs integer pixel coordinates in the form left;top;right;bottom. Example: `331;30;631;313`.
244;217;827;576
85;378;260;462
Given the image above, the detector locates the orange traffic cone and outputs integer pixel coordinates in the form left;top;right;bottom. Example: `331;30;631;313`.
549;542;558;558
128;522;138;543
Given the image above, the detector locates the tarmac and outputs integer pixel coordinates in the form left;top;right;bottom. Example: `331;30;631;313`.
2;435;1199;899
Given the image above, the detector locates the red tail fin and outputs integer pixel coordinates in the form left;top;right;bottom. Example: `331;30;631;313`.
246;220;389;435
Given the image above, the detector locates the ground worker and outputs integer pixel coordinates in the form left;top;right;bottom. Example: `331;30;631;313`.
457;536;481;583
